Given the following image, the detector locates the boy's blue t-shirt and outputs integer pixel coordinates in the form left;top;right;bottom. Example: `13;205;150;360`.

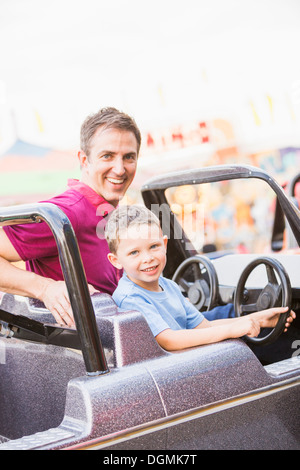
112;274;205;337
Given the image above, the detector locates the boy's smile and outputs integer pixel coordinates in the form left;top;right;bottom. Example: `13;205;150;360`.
108;223;168;291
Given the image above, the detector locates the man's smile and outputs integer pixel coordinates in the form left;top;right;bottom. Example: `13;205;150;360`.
106;176;126;185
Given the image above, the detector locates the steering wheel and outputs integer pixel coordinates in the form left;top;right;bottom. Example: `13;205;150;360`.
234;256;292;345
172;255;219;311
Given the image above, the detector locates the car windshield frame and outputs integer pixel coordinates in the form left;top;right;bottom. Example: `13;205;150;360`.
142;164;300;277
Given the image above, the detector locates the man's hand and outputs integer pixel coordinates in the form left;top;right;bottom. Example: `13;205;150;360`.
38;279;101;327
39;279;74;327
0;229;101;327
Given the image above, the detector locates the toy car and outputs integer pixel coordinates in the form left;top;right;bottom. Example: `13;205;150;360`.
0;164;299;450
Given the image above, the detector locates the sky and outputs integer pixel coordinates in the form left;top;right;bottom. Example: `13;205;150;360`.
0;0;300;152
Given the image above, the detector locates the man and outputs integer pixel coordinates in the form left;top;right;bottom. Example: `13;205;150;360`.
0;107;141;327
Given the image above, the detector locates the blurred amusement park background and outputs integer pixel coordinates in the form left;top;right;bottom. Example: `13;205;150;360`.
0;0;299;253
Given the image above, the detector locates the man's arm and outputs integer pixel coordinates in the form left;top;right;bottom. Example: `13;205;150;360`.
0;228;74;327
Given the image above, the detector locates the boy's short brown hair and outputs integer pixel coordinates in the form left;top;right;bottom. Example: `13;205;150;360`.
105;204;161;254
80;107;141;158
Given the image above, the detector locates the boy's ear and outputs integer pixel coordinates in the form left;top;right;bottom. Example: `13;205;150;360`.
163;235;168;249
107;252;123;270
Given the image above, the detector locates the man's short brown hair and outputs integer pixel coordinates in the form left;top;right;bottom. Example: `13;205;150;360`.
80;107;141;157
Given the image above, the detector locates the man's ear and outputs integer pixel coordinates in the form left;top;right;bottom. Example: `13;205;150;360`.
77;150;88;169
107;252;123;270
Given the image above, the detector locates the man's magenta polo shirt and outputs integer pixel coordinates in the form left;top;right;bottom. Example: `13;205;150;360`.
3;179;121;295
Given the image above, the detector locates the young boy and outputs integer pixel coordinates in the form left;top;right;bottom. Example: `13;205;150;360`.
105;205;295;351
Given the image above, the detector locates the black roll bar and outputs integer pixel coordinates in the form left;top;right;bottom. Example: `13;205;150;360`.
0;203;109;376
